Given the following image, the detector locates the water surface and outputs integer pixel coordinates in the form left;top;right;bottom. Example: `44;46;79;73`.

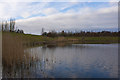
3;44;118;78
25;44;118;78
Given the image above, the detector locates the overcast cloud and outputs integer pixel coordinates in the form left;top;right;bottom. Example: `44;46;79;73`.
0;1;118;35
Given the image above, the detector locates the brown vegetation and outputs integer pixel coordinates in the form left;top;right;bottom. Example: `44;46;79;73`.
2;32;34;78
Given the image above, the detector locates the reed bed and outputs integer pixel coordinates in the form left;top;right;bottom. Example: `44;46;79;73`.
2;32;36;78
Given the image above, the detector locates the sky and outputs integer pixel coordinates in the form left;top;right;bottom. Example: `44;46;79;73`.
0;0;119;35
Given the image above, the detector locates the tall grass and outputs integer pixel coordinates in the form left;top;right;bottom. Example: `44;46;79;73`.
2;32;34;78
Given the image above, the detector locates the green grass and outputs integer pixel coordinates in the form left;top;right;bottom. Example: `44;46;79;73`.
3;32;119;47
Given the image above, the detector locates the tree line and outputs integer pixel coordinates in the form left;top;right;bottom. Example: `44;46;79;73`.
42;30;120;37
1;18;24;33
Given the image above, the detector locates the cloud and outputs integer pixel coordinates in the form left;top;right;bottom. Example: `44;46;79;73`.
42;8;58;15
15;5;118;34
0;2;118;34
0;2;50;19
0;0;119;2
21;12;31;18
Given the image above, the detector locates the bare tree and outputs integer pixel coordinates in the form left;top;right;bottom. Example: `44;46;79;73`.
5;21;8;31
41;28;44;34
10;18;15;32
2;21;4;31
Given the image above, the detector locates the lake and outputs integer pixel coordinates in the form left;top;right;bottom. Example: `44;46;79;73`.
3;44;118;78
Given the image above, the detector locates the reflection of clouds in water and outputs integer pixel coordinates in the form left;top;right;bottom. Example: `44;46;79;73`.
26;44;118;78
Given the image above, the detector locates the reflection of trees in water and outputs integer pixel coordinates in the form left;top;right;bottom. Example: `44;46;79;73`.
43;44;92;50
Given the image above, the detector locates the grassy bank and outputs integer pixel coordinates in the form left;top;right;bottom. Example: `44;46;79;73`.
3;32;119;47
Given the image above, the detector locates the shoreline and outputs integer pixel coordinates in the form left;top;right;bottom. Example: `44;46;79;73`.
3;32;119;47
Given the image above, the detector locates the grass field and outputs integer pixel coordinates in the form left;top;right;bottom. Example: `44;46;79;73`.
3;32;119;46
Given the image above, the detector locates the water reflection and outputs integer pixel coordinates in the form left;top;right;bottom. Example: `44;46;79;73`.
3;44;118;78
25;44;118;78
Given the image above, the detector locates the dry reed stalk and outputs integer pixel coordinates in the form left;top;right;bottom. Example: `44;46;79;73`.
2;32;31;68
